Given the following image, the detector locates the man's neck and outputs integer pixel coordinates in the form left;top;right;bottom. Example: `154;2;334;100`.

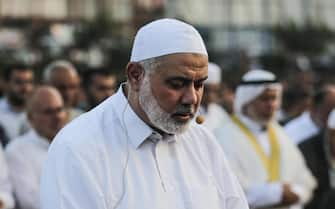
238;113;269;133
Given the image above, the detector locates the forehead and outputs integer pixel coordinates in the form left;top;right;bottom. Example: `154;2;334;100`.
153;53;208;79
33;91;63;110
258;87;281;98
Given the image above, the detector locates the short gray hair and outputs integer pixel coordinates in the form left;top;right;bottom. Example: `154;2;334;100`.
43;60;77;83
138;57;162;75
127;57;162;94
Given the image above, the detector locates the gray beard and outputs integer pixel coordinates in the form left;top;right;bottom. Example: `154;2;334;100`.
138;75;191;134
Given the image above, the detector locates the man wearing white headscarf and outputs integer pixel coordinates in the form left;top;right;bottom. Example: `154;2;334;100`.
200;62;231;131
215;69;316;209
40;18;248;209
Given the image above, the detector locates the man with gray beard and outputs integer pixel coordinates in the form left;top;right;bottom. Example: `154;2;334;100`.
40;18;248;209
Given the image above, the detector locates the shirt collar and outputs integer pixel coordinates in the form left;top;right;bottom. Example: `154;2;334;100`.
112;84;154;149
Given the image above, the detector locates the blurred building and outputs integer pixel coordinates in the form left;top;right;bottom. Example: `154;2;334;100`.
0;0;334;73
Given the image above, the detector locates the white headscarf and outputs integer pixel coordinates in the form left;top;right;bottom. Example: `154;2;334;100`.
130;18;207;62
234;69;282;114
205;62;222;85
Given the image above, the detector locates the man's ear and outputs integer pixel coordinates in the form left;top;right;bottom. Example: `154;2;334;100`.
126;62;145;92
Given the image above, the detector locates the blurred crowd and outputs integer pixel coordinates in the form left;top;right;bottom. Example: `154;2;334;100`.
1;20;335;209
0;60;118;209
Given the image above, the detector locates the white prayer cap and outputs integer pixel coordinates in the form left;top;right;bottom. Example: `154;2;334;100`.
130;18;208;62
234;69;282;114
327;109;335;129
205;62;222;85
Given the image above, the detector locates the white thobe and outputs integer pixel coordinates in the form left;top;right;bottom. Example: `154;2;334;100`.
5;130;49;209
40;86;249;209
215;114;316;209
0;98;30;141
284;111;319;144
201;103;232;132
0;145;15;209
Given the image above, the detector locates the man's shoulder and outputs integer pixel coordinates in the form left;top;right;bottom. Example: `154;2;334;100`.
284;112;319;144
284;112;311;129
5;131;37;156
187;122;221;143
55;112;102;144
51;104;120;152
187;123;236;154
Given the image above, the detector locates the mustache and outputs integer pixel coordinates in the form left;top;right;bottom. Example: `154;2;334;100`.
174;105;195;115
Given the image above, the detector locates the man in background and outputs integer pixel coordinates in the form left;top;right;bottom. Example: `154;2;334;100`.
43;60;83;120
200;62;231;131
6;86;67;209
215;69;316;209
284;84;335;144
82;68;117;111
0;64;34;142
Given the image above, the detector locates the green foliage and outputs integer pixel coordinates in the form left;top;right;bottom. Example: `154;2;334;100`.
273;21;335;54
74;14;121;49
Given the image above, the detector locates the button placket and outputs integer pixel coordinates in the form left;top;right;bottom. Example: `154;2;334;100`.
148;132;167;192
156;139;176;192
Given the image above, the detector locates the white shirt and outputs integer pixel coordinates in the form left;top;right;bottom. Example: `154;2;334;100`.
40;86;249;209
0;98;30;141
284;111;319;144
0;145;15;209
5;130;50;209
215;114;316;209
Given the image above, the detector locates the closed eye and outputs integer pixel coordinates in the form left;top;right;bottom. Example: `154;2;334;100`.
194;80;205;90
194;77;207;90
166;78;190;89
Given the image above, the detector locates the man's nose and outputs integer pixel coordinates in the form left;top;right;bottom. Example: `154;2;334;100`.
182;85;197;105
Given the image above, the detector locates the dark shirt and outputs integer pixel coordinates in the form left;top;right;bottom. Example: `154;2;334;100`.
299;132;331;209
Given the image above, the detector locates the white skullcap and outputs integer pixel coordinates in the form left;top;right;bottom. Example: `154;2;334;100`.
234;69;282;114
130;18;208;62
205;62;222;84
327;109;335;129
